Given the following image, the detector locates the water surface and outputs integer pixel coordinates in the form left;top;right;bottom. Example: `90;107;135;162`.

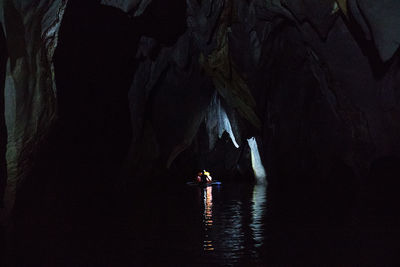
128;182;267;266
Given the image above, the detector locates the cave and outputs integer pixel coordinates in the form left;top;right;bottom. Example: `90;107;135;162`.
2;0;400;265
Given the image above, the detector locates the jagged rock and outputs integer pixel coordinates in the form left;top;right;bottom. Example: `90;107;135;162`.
101;0;152;16
336;0;348;15
356;0;400;62
280;0;339;38
129;37;216;172
129;0;263;176
101;0;142;13
0;24;7;209
346;0;372;40
1;0;67;211
205;92;240;150
2;0;400;232
186;0;224;54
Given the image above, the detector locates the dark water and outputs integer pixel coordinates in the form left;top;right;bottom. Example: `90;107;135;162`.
195;184;266;266
121;180;400;266
9;177;400;266
124;183;267;266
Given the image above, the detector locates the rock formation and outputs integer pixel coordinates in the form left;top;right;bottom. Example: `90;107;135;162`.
0;24;6;209
0;0;67;214
1;0;400;234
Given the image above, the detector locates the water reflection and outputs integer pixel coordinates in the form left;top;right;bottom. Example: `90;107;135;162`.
203;186;214;251
251;184;267;249
217;199;244;261
198;183;267;265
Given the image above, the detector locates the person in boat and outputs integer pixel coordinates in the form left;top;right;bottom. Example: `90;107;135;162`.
203;170;212;183
196;172;202;183
195;170;212;184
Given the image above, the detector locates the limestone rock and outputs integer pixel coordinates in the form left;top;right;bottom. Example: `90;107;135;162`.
1;0;67;211
101;0;152;16
0;24;6;208
357;0;400;61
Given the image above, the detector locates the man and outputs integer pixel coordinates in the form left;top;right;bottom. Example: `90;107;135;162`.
204;170;212;183
196;172;202;183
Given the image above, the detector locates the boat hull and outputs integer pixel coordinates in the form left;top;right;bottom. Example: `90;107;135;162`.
186;181;221;187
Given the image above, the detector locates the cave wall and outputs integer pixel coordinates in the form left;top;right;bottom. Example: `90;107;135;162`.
126;0;263;180
1;0;400;219
256;0;400;221
50;0;187;186
120;0;400;219
4;0;400;263
125;0;344;179
0;23;6;208
0;0;189;222
0;0;67;212
97;0;400;187
228;0;400;182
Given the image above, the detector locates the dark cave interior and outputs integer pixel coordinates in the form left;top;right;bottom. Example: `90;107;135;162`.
3;0;400;266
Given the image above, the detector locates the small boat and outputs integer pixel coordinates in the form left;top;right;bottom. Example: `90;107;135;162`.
188;170;220;187
186;181;222;187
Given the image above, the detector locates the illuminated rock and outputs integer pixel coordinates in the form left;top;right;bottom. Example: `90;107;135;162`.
1;0;67;211
247;137;266;184
206;93;240;150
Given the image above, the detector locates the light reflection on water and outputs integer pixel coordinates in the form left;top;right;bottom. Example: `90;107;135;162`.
203;186;214;251
128;183;268;266
251;184;267;248
198;183;267;265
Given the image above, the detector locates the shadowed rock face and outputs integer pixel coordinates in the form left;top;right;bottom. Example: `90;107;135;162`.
101;0;143;13
2;0;400;266
51;0;187;180
4;1;187;265
101;0;151;15
2;0;400;238
127;0;263;180
1;0;67;213
349;0;400;61
125;0;400;221
0;24;6;208
3;0;400;183
1;0;187;213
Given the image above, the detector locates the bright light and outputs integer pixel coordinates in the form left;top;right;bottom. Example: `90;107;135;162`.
247;137;267;184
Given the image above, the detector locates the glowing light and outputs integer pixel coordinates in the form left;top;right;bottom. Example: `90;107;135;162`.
247;137;267;184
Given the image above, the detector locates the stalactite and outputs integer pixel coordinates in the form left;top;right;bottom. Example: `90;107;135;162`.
206;92;240;150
